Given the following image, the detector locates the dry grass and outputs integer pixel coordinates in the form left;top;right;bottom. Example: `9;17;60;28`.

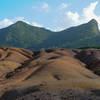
0;61;21;70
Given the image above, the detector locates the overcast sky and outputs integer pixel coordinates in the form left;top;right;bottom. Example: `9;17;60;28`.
0;0;100;31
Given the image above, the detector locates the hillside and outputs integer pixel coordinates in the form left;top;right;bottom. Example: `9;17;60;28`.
51;19;100;48
0;47;100;99
0;19;99;50
0;21;54;49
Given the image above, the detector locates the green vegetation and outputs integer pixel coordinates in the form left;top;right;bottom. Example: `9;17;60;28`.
0;21;54;50
78;47;100;49
0;19;100;50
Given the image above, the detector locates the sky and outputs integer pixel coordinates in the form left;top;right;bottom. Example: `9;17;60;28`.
0;0;100;31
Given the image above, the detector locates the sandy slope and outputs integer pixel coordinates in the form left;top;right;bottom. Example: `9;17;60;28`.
0;47;100;99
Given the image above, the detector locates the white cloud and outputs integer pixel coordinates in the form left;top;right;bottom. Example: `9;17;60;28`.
0;16;44;29
32;2;50;13
42;3;49;9
13;17;25;21
32;22;43;27
42;3;50;12
32;6;37;9
82;1;100;27
83;1;98;21
59;3;68;9
0;18;13;29
66;11;80;24
57;1;100;31
13;17;30;24
0;17;30;29
53;27;65;32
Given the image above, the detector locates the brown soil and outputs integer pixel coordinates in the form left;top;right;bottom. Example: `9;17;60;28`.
0;47;100;100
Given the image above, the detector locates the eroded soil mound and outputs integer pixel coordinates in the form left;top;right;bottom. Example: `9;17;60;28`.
0;47;100;100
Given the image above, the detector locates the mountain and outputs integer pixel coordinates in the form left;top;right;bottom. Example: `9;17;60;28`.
43;19;100;48
0;19;99;50
0;21;53;49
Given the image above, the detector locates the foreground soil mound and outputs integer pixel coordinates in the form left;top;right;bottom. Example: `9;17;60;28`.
0;47;100;100
74;49;100;75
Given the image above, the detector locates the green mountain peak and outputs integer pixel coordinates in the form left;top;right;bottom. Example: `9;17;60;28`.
88;19;98;24
87;19;99;36
15;21;27;25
